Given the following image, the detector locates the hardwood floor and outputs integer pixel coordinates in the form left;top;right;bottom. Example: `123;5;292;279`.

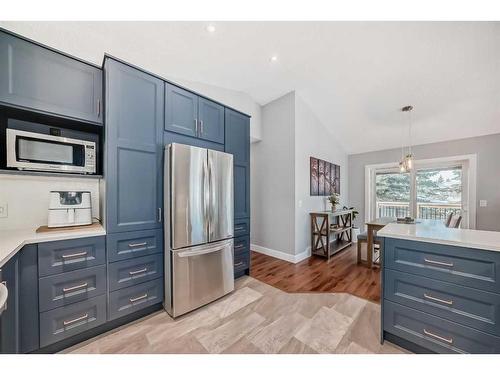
250;244;381;303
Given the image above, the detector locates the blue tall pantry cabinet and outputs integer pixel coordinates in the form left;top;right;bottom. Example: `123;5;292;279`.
103;57;165;321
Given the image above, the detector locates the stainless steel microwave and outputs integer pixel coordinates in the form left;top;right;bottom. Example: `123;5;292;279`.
6;129;96;174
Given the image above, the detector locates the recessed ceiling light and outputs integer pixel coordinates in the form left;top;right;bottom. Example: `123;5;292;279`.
206;24;216;33
270;55;278;62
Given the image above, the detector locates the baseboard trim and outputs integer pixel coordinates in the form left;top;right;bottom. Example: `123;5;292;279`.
251;244;311;264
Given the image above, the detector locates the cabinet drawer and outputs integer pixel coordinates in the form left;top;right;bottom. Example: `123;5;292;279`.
234;218;250;238
384;300;500;354
38;236;106;277
384;269;500;336
108;278;163;321
384;238;500;293
234;236;249;257
108;253;164;292
234;236;250;273
39;294;106;347
107;229;163;263
39;265;106;312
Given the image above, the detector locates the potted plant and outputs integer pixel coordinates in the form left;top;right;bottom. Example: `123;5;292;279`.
328;193;340;212
343;206;360;242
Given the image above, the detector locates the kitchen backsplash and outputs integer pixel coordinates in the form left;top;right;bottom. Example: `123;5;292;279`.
0;174;100;230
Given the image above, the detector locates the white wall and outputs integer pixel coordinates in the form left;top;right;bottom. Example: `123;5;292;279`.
251;92;295;256
294;94;348;257
251;91;349;262
0;175;100;230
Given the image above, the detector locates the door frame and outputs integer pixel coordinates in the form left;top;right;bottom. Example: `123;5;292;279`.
364;154;477;229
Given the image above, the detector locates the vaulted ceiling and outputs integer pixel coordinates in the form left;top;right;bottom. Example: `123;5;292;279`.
2;21;499;153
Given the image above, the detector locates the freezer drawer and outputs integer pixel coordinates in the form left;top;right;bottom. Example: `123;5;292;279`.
171;239;234;317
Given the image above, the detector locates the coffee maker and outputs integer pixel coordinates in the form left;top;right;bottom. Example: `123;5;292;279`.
48;191;92;228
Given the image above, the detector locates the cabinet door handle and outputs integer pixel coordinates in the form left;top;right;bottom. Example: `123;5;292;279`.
129;267;147;275
423;329;453;344
63;313;89;326
63;282;89;293
234;244;244;249
97;99;101;117
424;258;454;267
234;261;244;267
235;226;245;231
194;119;198;135
129;293;148;303
128;242;147;248
200;120;204;134
158;208;162;222
61;251;88;259
423;293;453;305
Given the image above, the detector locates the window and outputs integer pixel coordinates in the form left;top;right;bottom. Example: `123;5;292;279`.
366;156;474;228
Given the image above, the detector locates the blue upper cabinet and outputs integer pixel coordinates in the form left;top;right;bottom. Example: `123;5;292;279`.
0;31;103;125
165;83;225;144
225;108;250;219
104;58;164;233
198;97;225;144
165;83;198;137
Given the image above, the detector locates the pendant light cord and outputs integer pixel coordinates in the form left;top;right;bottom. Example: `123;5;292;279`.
408;109;412;155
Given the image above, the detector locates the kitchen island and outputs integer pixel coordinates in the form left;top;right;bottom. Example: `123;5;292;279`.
378;220;500;354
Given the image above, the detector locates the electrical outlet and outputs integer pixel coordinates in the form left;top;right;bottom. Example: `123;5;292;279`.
0;203;7;218
479;200;488;207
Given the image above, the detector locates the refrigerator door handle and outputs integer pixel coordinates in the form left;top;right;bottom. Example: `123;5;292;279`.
203;155;210;238
176;242;231;258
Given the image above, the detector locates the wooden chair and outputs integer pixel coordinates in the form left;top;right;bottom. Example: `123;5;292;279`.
357;232;381;267
447;214;462;228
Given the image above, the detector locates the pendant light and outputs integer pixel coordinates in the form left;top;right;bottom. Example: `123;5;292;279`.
399;105;414;173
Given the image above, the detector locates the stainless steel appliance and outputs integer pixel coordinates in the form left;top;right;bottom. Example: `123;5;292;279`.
164;143;234;317
6;128;96;174
48;191;93;228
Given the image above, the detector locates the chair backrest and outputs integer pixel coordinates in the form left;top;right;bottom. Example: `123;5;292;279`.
448;214;462;228
444;212;453;227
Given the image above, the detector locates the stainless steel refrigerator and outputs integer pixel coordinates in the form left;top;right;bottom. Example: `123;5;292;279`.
164;143;234;317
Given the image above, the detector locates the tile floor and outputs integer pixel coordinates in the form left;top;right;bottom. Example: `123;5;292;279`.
63;276;408;354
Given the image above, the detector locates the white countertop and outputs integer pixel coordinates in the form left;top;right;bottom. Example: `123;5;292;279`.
0;224;106;268
377;219;500;252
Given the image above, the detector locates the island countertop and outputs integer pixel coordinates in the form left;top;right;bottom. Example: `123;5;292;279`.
0;223;106;268
377;219;500;253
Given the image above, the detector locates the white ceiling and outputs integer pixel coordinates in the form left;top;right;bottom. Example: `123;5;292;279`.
2;21;500;154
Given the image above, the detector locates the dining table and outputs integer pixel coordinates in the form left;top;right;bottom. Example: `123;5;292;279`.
364;217;396;268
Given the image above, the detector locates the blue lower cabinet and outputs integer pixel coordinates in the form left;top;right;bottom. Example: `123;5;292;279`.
234;236;250;276
384;238;500;293
38;265;107;312
107;253;163;292
107;229;163;263
384;300;500;354
384;269;500;336
39;294;107;347
234;218;250;238
38;236;106;277
108;278;163;321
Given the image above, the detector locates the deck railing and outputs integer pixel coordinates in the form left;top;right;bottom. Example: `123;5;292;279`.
376;202;461;220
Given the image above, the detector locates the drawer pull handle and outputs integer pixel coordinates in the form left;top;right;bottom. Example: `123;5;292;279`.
424;293;453;305
63;282;89;293
235;226;245;231
129;293;148;303
423;329;453;344
424;258;454;267
234;245;244;249
234;261;244;267
61;251;88;259
128;242;147;248
63;313;89;326
129;268;148;275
